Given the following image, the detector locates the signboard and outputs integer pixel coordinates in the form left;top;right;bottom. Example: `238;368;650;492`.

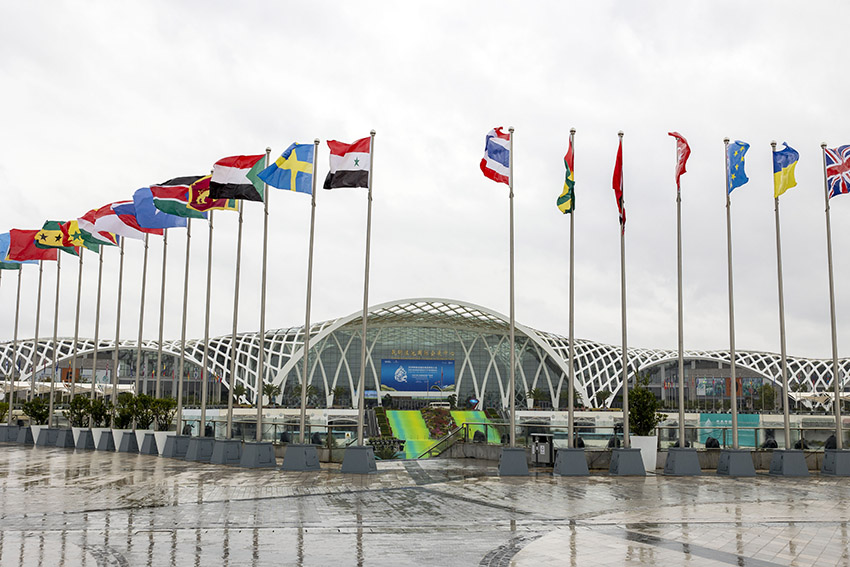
380;359;455;392
699;413;760;448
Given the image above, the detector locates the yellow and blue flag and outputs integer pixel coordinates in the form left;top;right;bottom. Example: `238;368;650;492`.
773;142;799;198
259;143;314;194
727;140;749;193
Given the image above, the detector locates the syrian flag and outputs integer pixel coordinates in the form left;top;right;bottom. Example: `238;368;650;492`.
480;127;511;185
209;155;266;202
323;137;371;189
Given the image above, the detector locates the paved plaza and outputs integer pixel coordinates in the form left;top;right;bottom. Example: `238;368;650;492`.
0;445;849;566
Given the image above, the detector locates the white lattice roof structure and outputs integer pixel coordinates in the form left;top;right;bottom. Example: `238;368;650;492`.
1;298;847;409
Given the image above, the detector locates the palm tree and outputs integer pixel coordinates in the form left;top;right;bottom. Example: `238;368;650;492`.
232;384;247;405
262;383;281;406
332;385;349;407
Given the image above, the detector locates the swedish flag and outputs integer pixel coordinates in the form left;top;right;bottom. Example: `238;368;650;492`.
259;143;315;194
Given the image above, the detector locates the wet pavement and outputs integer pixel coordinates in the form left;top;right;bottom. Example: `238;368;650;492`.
0;445;848;566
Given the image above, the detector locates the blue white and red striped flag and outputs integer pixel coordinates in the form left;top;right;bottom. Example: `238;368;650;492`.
824;145;850;198
480;127;511;185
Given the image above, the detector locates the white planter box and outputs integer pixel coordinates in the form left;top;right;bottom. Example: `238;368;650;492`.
30;424;45;441
631;435;658;472
153;431;176;456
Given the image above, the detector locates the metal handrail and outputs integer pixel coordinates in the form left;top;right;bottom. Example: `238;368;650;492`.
417;424;467;459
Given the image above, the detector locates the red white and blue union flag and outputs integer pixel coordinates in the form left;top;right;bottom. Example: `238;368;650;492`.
480;127;511;185
825;145;850;198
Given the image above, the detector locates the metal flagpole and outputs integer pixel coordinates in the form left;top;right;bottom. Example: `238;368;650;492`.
136;234;149;403
30;260;44;402
771;141;792;449
257;148;271;442
567;128;576;448
226;201;244;440
619;131;630;449
7;269;22;426
48;254;61;427
508;126;517;448
176;218;192;435
200;211;215;437
356;130;377;446
724;138;740;449
299;140;321;444
156;229;168;399
676;150;686;447
821;142;844;449
88;246;104;427
110;240;124;426
69;249;84;400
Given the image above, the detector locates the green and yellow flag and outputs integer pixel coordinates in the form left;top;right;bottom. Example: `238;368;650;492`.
557;140;575;214
63;220;103;252
35;221;79;256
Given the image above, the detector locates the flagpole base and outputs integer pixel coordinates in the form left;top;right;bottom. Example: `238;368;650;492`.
37;428;60;447
340;445;377;474
663;447;701;476
553;448;588;476
96;430;115;451
55;428;76;449
240;441;277;468
822;449;850;476
769;449;810;477
184;436;215;463
117;431;139;453
75;429;96;450
717;449;756;477
210;439;242;465
280;443;320;471
6;426;20;443
139;433;159;455
498;447;529;476
161;435;190;459
16;426;34;445
609;448;646;476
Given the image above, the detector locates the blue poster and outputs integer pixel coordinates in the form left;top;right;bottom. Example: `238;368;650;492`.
699;413;760;448
380;359;455;392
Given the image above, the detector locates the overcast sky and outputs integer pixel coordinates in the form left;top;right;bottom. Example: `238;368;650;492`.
2;1;850;362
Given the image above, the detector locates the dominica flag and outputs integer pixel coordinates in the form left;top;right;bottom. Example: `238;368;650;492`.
557;138;575;214
188;175;239;212
150;176;208;219
35;221;79;255
209;155;266;202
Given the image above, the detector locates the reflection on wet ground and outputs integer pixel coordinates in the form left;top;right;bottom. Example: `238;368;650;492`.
0;445;848;566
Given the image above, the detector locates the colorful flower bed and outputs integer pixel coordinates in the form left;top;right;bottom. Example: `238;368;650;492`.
420;407;457;439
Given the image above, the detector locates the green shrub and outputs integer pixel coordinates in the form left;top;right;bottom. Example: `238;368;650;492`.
89;398;111;427
152;397;177;430
629;375;667;436
114;393;135;429
133;394;155;429
0;401;8;422
22;397;50;425
66;396;91;427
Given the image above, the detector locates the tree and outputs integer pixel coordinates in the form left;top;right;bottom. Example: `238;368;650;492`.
527;388;547;408
628;375;667;437
89;398;111;427
133;394;156;429
0;401;8;422
114;393;135;429
262;383;281;406
66;396;91;427
757;384;776;411
232;384;247;405
332;385;349;407
22;397;50;425
152;398;177;430
595;389;612;409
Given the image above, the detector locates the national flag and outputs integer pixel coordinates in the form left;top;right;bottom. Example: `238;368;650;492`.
479;127;510;185
259;143;314;194
324;137;371;189
77;207;120;246
132;187;189;229
0;233;27;269
668;131;691;191
61;220;101;252
773;142;799;198
824;145;850;199
34;221;79;256
612;137;626;232
188;175;239;212
150;177;207;219
727;140;750;193
6;230;58;262
209;154;265;201
557;139;575;214
110;201;165;239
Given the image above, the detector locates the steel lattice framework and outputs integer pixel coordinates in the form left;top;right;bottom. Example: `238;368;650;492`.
1;298;847;409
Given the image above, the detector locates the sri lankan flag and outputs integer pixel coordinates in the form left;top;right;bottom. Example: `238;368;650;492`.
35;221;79;256
188;175;239;213
557;139;575;214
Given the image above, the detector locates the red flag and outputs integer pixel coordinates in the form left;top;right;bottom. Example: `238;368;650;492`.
7;229;58;262
668;131;691;191
612;137;625;232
